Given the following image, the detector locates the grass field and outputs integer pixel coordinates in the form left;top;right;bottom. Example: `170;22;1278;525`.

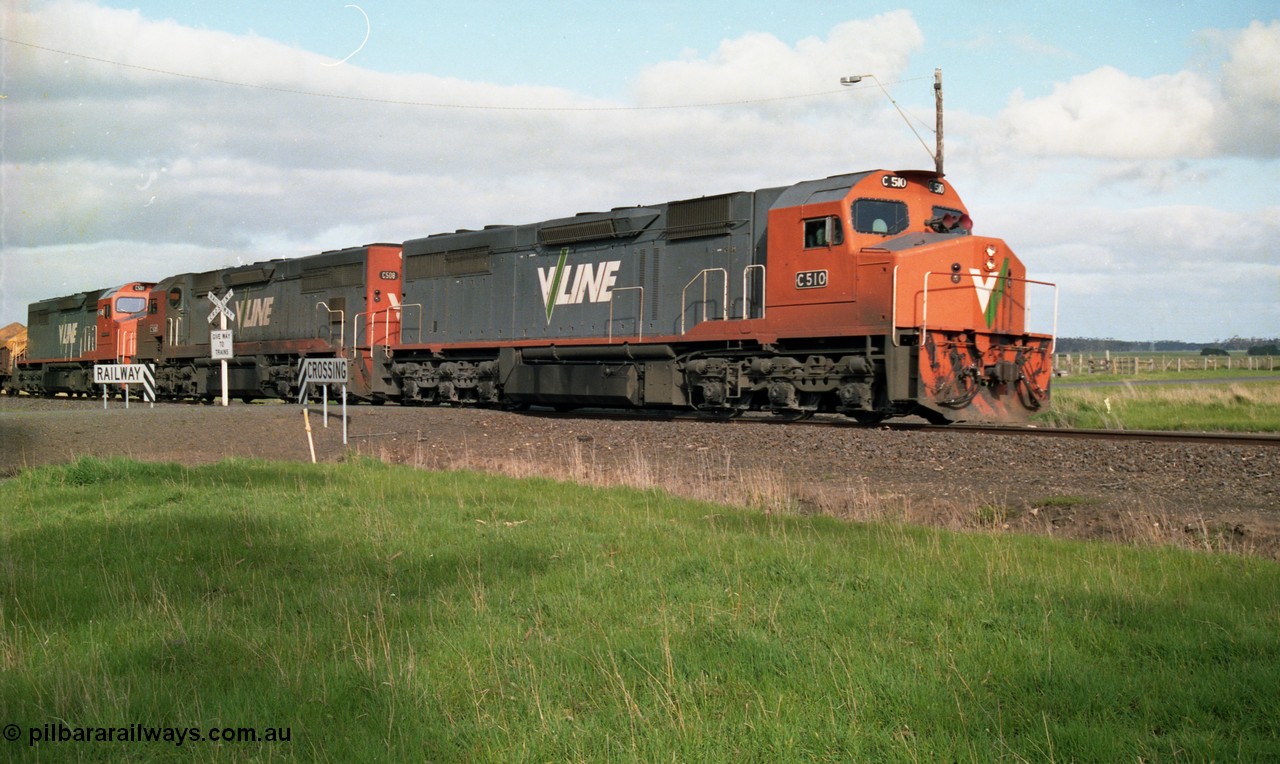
2;457;1278;762
1040;378;1280;432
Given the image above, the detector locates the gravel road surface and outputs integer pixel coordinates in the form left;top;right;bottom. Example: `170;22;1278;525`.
3;396;1276;558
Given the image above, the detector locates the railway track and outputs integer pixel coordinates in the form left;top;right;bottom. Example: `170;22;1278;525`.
889;422;1280;448
523;408;1280;448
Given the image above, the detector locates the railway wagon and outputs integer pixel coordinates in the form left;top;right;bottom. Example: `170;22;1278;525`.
134;244;403;401
0;323;25;393
14;283;155;396
385;169;1054;422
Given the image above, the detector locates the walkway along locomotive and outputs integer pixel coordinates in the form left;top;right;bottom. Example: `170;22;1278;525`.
11;169;1056;423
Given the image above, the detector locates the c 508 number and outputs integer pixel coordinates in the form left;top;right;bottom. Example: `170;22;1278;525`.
795;270;828;289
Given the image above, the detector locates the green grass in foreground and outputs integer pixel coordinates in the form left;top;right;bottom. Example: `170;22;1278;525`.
2;457;1278;762
1039;379;1280;432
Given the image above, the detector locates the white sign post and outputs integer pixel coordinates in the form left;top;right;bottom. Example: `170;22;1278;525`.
297;358;350;445
207;289;235;407
94;364;156;409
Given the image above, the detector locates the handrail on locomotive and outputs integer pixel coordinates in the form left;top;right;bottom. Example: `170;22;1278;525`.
315;301;345;350
680;268;728;335
350;303;423;356
607;286;644;343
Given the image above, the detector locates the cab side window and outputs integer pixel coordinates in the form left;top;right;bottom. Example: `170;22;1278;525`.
852;199;908;236
803;216;844;248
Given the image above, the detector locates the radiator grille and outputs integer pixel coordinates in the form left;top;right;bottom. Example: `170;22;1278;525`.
406;246;492;279
302;263;364;292
667;195;734;240
539;219;617;246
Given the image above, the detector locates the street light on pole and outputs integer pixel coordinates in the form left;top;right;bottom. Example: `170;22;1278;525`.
841;70;944;176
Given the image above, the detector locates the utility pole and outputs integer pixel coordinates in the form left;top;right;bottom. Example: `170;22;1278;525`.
842;69;946;176
934;68;944;177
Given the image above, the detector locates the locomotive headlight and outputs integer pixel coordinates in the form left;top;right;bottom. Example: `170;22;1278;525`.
985;246;997;271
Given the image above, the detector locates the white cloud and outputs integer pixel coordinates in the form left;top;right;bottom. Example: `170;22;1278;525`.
997;20;1280;162
1213;20;1280;157
999;66;1217;159
630;11;924;109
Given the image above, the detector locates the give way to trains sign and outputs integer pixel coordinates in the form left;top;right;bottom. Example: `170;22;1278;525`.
210;329;233;360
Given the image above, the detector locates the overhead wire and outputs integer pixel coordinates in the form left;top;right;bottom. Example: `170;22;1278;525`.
0;35;932;112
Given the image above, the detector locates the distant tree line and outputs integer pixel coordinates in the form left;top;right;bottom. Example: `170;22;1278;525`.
1056;337;1280;355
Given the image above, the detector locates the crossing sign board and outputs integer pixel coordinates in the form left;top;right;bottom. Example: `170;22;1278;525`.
207;288;235;326
297;358;350;445
297;358;348;386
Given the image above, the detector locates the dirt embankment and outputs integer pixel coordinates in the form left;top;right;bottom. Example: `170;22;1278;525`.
3;396;1277;558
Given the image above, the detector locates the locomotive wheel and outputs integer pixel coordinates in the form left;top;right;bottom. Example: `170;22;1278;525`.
771;409;814;422
698;407;741;420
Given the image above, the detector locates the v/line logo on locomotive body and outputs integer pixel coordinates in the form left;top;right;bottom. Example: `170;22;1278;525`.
537;249;623;324
236;297;275;329
58;322;79;346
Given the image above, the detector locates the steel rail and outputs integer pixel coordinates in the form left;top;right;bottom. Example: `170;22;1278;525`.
902;423;1280;448
521;408;1280;448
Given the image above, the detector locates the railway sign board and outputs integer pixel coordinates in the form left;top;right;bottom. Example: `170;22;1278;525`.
212;330;235;358
296;358;350;444
93;364;150;385
211;329;234;360
93;363;156;409
297;358;349;386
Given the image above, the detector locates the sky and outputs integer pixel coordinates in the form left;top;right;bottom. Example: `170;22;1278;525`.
1;0;1277;342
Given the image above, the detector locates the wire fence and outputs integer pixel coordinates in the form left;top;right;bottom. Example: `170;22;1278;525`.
1053;353;1279;376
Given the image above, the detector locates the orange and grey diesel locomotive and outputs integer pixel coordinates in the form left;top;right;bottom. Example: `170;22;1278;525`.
14;282;156;395
11;169;1055;423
